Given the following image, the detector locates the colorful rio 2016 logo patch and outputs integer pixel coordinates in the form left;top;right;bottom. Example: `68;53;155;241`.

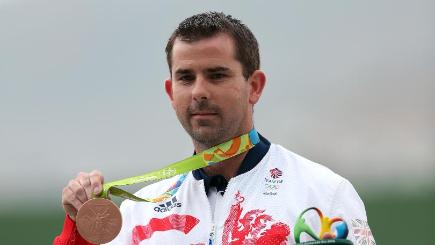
293;207;352;244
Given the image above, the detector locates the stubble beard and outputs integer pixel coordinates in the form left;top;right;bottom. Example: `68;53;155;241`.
177;100;244;149
190;122;227;148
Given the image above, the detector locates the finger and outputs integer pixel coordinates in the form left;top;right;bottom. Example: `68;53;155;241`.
62;187;84;214
77;172;92;199
63;203;79;221
68;179;88;204
89;170;104;196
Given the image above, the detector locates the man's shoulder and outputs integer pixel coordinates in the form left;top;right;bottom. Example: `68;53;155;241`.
268;143;359;211
269;143;346;186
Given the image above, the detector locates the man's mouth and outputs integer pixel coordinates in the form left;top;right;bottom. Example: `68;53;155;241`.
190;112;218;118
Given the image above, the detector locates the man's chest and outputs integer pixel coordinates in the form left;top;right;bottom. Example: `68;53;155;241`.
123;175;305;245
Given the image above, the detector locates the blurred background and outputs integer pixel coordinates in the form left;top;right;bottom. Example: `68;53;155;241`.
1;0;434;244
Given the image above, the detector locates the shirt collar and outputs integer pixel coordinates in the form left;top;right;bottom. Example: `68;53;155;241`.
192;133;270;195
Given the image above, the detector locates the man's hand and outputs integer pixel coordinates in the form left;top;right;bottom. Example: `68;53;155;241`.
61;170;104;221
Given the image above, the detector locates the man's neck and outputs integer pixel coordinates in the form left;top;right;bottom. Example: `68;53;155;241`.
192;126;253;180
201;152;248;180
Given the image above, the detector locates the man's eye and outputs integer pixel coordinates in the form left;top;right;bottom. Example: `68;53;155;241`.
210;73;227;80
178;75;195;84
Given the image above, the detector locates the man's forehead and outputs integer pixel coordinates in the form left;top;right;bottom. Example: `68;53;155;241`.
172;57;241;75
171;33;240;74
172;33;235;58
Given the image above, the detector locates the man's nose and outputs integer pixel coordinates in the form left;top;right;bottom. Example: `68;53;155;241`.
192;77;211;101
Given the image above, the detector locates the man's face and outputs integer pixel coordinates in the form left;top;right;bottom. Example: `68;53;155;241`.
165;33;254;147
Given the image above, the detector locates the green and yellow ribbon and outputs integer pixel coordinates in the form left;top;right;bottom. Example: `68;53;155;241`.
99;129;260;202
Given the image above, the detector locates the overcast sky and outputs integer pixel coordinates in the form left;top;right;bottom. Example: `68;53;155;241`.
1;0;434;205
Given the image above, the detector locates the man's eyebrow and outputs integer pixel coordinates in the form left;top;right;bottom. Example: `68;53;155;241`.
205;66;231;73
174;69;193;76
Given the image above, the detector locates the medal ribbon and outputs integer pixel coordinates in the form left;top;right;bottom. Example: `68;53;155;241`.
99;128;260;202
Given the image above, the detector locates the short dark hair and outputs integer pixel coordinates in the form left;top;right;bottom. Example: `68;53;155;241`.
165;12;260;80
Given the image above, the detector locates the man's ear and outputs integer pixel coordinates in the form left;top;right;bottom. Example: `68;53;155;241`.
165;78;174;101
248;70;266;105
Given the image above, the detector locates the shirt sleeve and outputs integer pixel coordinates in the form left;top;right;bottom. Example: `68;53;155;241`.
329;179;376;245
53;215;97;245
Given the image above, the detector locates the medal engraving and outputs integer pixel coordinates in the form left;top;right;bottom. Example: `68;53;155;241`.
76;198;122;244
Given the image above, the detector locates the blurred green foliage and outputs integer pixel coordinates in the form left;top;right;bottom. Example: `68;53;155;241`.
1;193;433;244
363;192;435;244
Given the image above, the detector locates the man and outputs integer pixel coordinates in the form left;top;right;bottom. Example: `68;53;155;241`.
54;12;375;245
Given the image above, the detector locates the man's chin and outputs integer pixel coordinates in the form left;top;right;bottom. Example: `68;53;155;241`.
190;127;226;146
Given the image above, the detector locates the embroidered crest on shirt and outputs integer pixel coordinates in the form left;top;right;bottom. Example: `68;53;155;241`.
263;167;284;195
351;219;375;245
270;168;283;179
222;191;290;244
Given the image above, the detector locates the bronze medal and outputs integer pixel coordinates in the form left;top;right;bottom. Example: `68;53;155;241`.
76;198;122;244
